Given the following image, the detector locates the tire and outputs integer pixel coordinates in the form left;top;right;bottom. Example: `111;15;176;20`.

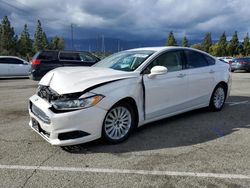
209;84;226;111
102;102;135;144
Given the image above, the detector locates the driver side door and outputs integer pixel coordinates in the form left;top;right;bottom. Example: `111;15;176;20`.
143;50;189;120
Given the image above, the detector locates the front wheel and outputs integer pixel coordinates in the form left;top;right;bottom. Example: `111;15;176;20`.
209;85;226;111
102;102;135;144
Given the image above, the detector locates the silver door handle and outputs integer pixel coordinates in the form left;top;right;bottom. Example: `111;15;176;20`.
209;70;215;74
177;73;186;78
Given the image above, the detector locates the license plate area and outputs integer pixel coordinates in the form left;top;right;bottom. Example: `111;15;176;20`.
31;118;50;138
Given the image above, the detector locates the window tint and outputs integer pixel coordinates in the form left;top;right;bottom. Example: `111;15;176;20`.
37;51;58;60
79;53;97;62
145;51;183;73
0;58;23;64
185;50;208;68
59;52;81;61
204;55;215;65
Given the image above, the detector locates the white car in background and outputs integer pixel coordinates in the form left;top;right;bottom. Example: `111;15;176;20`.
0;56;31;77
29;47;231;146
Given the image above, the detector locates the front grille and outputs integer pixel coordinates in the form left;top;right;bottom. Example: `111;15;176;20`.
37;85;61;102
31;102;51;124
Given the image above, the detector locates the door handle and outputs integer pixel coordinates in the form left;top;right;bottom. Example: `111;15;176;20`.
177;73;186;78
209;70;215;74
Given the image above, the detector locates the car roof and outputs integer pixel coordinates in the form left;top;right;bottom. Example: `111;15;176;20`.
127;46;198;52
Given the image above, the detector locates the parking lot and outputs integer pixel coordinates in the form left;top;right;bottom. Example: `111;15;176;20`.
0;73;249;187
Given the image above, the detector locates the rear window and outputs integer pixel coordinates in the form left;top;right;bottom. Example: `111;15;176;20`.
79;53;98;62
59;52;81;61
34;51;58;60
204;55;215;65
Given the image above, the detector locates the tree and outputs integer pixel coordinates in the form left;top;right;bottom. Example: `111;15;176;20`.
209;43;220;56
18;24;33;58
227;31;239;56
217;32;228;56
166;31;177;46
0;16;17;55
191;43;202;50
50;36;64;50
201;32;212;52
33;20;49;52
243;33;250;56
182;35;189;47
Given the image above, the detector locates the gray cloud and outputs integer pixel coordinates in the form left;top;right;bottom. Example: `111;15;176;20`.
0;0;249;40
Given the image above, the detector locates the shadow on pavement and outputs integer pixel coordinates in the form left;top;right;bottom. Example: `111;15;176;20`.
62;96;250;154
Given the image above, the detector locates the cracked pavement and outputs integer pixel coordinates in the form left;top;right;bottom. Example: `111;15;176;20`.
0;73;250;187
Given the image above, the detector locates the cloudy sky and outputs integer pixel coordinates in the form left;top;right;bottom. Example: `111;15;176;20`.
0;0;250;40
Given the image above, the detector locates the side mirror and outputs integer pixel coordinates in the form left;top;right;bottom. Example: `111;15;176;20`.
148;66;168;78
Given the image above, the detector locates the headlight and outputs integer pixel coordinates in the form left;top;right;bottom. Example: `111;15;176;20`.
52;95;104;111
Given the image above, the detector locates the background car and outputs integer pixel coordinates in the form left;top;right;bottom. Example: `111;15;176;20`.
30;50;100;80
29;47;231;146
230;57;250;72
217;57;233;64
0;56;30;77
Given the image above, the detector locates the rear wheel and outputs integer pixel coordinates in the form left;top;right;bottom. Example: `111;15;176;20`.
102;102;135;143
209;85;226;111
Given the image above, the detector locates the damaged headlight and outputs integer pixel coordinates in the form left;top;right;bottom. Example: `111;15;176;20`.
52;93;104;111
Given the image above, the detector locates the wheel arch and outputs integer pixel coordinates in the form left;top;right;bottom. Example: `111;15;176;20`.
111;97;139;127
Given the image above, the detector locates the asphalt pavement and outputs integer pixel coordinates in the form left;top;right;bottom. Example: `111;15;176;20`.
0;73;249;188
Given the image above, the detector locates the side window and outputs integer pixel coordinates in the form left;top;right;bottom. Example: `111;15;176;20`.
79;53;96;62
60;52;81;61
5;58;23;64
185;50;208;68
145;51;183;73
38;51;58;60
204;55;215;65
0;58;7;64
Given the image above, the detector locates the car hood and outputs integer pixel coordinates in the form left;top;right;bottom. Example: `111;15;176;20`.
39;67;139;95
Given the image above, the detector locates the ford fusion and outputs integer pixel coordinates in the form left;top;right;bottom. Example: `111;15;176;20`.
28;47;231;146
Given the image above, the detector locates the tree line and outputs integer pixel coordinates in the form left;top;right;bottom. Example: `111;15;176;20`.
166;31;250;57
0;16;64;60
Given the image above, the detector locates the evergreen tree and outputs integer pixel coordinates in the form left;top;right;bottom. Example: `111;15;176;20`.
50;36;64;50
201;32;212;52
182;35;189;47
33;20;48;52
166;31;177;46
227;31;239;56
0;16;17;55
218;32;227;56
243;33;250;56
18;24;33;57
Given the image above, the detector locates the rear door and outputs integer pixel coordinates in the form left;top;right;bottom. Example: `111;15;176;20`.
184;50;215;107
7;58;29;76
0;58;10;76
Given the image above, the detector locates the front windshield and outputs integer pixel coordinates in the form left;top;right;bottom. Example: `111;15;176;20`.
93;50;155;72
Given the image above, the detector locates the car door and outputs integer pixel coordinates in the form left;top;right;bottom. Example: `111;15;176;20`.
143;50;189;120
8;58;29;76
0;58;10;76
184;50;215;107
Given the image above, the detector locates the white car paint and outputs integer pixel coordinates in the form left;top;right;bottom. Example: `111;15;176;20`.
28;47;231;146
0;56;31;77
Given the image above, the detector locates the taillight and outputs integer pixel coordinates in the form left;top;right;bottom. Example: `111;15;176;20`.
32;59;41;65
239;61;247;65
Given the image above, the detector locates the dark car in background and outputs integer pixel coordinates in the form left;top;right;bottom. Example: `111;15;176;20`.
231;57;250;72
30;50;100;80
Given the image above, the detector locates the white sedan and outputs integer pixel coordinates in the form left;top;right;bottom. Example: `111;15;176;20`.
28;47;231;146
0;56;31;77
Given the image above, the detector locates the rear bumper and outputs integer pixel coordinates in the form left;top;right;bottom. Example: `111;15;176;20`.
28;94;107;146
